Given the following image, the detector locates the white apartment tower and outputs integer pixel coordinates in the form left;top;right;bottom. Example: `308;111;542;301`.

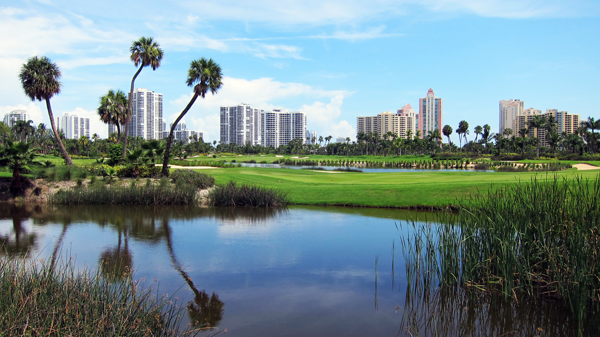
55;113;90;139
3;110;29;127
220;103;263;146
260;109;307;148
499;99;524;134
128;88;165;140
170;121;203;144
418;89;443;137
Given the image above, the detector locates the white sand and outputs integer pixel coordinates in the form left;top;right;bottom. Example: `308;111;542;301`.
573;163;600;171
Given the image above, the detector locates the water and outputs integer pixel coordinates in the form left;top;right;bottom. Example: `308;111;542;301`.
234;163;494;173
0;205;586;336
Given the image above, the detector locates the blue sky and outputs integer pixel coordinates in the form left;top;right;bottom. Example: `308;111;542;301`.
1;0;599;142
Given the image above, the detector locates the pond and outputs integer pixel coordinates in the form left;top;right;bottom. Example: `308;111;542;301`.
234;163;494;173
0;205;586;336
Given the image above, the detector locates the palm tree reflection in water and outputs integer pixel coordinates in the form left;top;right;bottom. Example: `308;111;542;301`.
162;216;224;330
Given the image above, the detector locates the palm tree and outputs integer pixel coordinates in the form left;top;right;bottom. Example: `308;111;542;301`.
474;125;483;142
19;56;72;165
456;120;469;151
98;89;128;142
527;115;547;157
123;37;164;159
442;125;453;152
162;58;222;176
503;128;513;138
0;141;38;193
582;117;600;154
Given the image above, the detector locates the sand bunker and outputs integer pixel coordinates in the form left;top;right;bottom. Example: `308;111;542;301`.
573;163;600;171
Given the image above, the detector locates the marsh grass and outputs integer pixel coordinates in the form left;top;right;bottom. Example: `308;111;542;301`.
0;257;189;336
50;184;198;205
401;174;600;331
208;181;288;207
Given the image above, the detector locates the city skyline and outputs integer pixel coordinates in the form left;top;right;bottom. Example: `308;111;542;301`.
1;1;598;143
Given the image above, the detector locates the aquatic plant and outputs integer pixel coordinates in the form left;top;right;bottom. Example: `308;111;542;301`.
401;174;600;331
0;257;189;336
50;184;198;205
208;181;288;207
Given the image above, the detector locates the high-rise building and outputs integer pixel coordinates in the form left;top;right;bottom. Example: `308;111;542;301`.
356;106;417;139
3;110;29;127
55;112;90;139
514;108;542;137
418;89;443;137
128;88;164;140
499;99;524;134
170;121;202;144
306;130;317;145
220;103;263;146
260;108;306;148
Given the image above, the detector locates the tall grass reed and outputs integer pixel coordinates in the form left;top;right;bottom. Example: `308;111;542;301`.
0;256;190;336
401;174;600;332
208;181;288;207
50;184;198;205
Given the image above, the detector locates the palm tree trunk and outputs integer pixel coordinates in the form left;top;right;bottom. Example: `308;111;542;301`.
122;65;144;159
46;99;72;165
162;93;199;176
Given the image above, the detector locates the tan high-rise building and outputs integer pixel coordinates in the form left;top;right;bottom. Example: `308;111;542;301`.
499;99;524;134
513;108;580;147
356;106;417;139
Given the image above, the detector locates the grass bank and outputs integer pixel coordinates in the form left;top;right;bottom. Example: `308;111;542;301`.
0;257;189;336
193;167;600;208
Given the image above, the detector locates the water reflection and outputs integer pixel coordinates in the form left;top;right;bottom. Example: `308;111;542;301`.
0;206;37;256
397;285;583;337
0;205;588;336
163;217;224;329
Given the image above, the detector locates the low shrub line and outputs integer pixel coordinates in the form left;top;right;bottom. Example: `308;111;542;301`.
50;183;198;205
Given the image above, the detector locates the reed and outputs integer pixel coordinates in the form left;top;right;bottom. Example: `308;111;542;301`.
208;181;289;207
0;257;189;336
401;174;600;331
50;184;198;205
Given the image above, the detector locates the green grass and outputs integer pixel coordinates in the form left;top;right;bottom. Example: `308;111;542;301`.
36;155;97;166
0;257;189;336
184;153;433;164
188;167;600;208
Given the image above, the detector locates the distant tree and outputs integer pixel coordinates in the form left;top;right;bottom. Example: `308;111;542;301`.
98;89;128;143
442;125;453;152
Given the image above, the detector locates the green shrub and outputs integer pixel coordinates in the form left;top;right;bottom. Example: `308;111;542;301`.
115;165;162;178
43;166;90;181
50;184;198;205
170;169;215;189
208;181;288;207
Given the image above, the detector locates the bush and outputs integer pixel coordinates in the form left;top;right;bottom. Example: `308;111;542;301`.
115;165;162;178
41;165;90;181
170;169;215;189
50;184;198;205
208;181;288;207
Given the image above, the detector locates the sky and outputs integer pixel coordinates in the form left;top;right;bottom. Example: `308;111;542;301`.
1;0;599;142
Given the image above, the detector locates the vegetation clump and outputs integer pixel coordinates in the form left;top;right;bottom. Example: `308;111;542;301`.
208;181;288;207
0;257;188;336
402;174;600;329
50;183;198;205
170;169;215;189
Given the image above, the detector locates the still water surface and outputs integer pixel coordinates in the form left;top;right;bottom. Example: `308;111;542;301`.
236;162;494;173
0;205;583;336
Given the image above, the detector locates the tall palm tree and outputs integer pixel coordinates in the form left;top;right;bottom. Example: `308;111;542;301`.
473;125;483;142
98;89;128;142
19;56;72;165
527;115;547;157
503;128;513;138
442;125;453;152
162;58;222;176
123;37;164;159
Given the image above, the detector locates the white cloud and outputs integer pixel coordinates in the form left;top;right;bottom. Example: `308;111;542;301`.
167;77;350;142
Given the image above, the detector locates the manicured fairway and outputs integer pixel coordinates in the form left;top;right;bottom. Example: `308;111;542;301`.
192;167;600;208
